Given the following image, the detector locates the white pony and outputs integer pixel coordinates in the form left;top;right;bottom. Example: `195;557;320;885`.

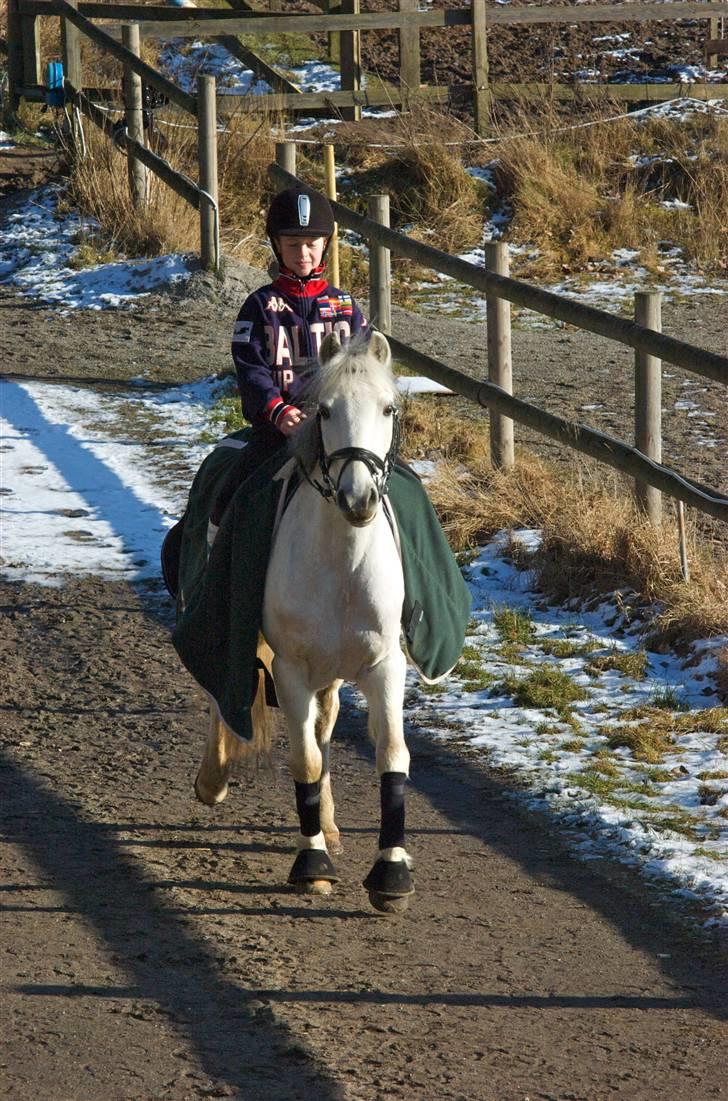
196;331;414;913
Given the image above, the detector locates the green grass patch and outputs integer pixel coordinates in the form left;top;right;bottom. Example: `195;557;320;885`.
456;655;496;693
696;770;728;781
590;754;621;778
641;766;678;784
497;641;535;666
649;687;690;711
698;784;725;806
603;723;675;764
500;666;588;715
585;649;648;680
68;234;118;270
601;706;728;764
538;638;599;658
535;722;560;736
692;847;726;863
493;606;536;645
202;391;246;442
421;681;448;695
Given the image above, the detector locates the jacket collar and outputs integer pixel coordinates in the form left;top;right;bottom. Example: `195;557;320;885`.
273;265;328;299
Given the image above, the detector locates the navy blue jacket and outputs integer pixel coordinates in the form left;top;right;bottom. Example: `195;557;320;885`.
231;270;367;428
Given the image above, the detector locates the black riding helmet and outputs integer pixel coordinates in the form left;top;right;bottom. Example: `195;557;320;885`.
266;186;335;270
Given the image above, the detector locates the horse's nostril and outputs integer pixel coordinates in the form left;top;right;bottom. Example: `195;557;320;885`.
336;486;378;525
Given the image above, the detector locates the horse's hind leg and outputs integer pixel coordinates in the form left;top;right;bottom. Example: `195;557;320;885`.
195;704;239;805
274;655;338;895
316;681;343;855
195;641;274;806
358;649;414;914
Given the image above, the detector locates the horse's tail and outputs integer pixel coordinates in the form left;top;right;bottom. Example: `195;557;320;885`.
249;638;276;767
194;637;276;805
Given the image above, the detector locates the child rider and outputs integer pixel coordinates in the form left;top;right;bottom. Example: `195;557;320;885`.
209;184;368;527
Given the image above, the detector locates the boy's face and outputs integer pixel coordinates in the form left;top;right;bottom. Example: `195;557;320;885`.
276;234;327;277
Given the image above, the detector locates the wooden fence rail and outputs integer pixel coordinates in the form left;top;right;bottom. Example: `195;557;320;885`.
270;161;728;388
387;334;728;525
9;0;728;133
17;1;728;27
270;156;728;526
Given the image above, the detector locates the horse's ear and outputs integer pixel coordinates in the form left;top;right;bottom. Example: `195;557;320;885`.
320;331;342;364
368;330;391;368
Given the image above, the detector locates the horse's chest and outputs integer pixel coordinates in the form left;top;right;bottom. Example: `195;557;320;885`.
263;510;403;675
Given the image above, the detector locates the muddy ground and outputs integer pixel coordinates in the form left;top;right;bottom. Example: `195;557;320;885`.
2;151;728;1100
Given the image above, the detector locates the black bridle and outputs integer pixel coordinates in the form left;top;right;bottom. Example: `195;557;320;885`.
300;405;401;504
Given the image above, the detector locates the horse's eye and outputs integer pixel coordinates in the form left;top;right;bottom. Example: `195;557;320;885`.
319;405;330;420
383;405;394;417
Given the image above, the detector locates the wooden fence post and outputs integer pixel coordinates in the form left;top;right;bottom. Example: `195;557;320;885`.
486;242;514;470
399;0;421;107
340;0;361;123
197;74;219;273
471;0;490;137
634;289;662;526
368;194;392;335
21;12;42;87
707;16;720;68
275;140;296;176
326;0;339;67
60;0;82;148
6;0;23;117
122;23;148;209
323;143;340;288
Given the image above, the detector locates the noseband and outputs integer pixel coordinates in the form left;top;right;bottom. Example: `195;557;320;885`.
300;406;400;504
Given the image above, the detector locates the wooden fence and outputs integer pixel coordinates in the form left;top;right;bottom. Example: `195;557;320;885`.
270;148;728;536
4;1;728;539
7;0;728;135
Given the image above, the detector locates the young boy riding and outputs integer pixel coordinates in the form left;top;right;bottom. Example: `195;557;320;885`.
209;184;368;526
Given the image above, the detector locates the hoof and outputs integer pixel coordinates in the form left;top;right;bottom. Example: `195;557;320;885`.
363;859;414;912
288;848;338;887
368;891;411;914
194;772;228;806
295;879;334;896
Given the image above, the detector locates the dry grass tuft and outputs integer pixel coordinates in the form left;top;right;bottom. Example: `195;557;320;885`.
334;106;486;254
484;103;728;277
401;396;728;653
65;104;277;263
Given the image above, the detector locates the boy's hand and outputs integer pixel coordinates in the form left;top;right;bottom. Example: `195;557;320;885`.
278;408;307;436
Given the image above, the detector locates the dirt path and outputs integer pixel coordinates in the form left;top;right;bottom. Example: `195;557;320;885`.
1;577;727;1101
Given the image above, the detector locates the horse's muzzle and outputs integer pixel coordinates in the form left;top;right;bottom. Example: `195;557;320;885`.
336;486;379;526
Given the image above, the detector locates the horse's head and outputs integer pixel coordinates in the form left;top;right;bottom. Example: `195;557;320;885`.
294;331;400;527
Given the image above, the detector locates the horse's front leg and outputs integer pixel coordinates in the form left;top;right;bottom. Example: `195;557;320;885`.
316;681;343;855
273;655;339;895
358;648;414;914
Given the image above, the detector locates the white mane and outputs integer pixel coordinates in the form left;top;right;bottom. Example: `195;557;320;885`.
292;334;399;471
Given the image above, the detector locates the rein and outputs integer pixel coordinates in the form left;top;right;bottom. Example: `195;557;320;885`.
300;407;401;503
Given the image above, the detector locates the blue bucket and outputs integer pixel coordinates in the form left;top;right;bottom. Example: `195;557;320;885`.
45;60;65;107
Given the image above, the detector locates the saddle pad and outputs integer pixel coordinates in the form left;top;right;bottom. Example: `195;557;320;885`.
171;436;471;740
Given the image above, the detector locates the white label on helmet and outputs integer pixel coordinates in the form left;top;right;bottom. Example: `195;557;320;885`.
297;194;311;227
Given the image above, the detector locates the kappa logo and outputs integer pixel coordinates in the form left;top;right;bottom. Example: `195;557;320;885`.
267;296;293;314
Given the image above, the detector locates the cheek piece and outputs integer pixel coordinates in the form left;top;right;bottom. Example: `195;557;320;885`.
378;772;407;850
295;780;322;837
